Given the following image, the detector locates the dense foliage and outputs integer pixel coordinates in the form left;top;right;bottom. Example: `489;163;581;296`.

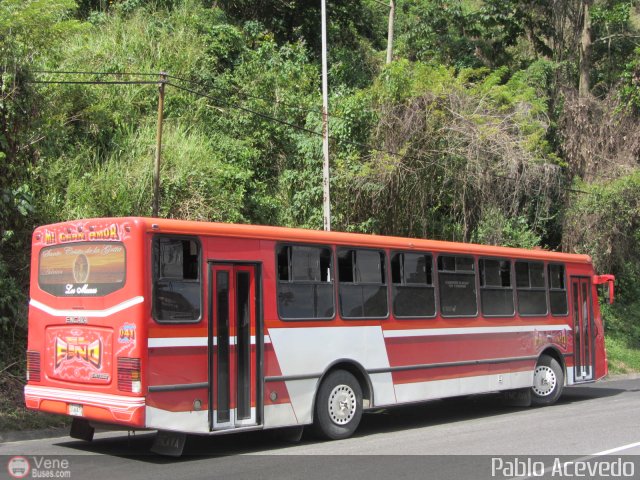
1;0;639;426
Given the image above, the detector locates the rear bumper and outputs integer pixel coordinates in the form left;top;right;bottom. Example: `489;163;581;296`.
25;385;145;427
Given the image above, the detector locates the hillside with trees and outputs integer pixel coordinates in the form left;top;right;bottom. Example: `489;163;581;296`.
1;0;639;429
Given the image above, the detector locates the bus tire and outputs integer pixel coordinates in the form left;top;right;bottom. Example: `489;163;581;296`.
312;370;363;440
531;355;564;406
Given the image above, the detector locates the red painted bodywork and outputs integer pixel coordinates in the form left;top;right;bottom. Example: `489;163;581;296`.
25;217;610;430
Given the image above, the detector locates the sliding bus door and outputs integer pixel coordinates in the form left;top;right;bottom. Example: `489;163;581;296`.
571;276;594;382
208;263;260;430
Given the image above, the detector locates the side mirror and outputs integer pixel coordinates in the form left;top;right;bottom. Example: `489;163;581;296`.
592;274;615;304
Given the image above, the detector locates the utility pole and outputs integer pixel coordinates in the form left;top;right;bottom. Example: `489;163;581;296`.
386;0;395;64
153;72;167;218
321;0;331;231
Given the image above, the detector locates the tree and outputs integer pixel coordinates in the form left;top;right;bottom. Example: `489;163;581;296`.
0;0;80;376
579;0;593;98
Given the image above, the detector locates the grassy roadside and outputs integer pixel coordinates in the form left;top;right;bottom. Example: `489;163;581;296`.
606;335;640;374
0;367;69;432
602;302;640;374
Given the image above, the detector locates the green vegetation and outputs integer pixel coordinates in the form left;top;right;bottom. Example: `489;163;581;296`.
1;0;640;429
602;302;640;374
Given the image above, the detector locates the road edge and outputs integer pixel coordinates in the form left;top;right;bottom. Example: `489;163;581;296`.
2;373;638;444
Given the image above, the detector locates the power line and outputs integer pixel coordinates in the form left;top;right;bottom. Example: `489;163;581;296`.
168;80;402;158
32;69;364;124
28;75;431;164
27;74;425;172
28;74;597;197
166;73;354;122
167;78;573;197
32;70;160;77
165;81;325;137
167;79;583;195
28;80;159;86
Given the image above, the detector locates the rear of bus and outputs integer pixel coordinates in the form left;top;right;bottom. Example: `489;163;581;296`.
24;218;146;429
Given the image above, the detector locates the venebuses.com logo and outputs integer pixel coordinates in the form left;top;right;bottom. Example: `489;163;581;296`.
7;456;71;479
7;457;30;479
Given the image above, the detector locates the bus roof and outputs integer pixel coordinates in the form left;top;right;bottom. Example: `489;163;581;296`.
143;217;592;264
36;217;593;265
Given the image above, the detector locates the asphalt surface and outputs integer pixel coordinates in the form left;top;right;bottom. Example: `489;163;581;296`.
2;376;640;479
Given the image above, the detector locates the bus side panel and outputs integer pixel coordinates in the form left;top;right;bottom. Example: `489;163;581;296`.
145;235;272;433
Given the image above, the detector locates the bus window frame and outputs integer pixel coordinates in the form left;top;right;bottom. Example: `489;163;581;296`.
275;242;336;322
337;246;390;321
390;250;437;320
478;256;516;318
436;253;479;319
152;234;203;324
515;260;549;317
548;262;569;317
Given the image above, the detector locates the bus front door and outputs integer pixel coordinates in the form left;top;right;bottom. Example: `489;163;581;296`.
571;277;594;382
208;263;259;430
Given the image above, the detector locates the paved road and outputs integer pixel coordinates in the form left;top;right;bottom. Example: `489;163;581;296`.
2;376;640;479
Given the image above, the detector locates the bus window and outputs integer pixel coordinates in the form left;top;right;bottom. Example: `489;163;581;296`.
391;252;435;318
515;261;547;316
438;255;477;317
479;258;514;317
38;242;126;296
338;248;388;319
277;245;334;320
548;264;568;316
153;237;201;323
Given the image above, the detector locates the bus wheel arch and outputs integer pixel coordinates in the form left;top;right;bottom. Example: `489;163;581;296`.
531;349;565;406
538;347;566;383
310;360;372;440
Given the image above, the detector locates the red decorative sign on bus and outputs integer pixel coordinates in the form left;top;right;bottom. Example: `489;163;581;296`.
44;224;121;245
46;327;112;384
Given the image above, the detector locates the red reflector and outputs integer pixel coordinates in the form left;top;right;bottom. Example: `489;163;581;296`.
117;357;141;392
27;351;41;382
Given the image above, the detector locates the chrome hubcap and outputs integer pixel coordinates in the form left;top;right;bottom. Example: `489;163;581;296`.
328;384;356;425
532;365;557;396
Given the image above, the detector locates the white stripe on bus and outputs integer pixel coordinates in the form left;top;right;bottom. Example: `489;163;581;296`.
25;385;145;408
148;335;268;348
148;337;207;348
383;324;570;338
30;296;144;318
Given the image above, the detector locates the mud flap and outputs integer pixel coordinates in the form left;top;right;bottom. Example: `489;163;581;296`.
70;418;95;442
151;430;187;457
502;388;532;407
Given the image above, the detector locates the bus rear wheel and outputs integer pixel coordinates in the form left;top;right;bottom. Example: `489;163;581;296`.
312;370;363;440
531;355;564;406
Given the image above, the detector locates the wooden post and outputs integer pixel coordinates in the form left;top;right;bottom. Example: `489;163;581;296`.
153;72;167;218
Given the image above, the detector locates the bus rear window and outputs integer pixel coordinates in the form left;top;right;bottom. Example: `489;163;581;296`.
38;242;126;296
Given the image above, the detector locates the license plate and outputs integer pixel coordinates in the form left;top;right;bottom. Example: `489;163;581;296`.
68;404;83;416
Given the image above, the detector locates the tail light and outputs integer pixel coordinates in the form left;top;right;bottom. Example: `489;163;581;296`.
27;351;41;382
117;357;141;393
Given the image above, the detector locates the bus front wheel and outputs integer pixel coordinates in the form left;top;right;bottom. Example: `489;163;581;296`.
312;370;363;440
531;355;564;406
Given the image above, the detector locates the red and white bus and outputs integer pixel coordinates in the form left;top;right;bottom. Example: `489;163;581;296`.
25;217;614;452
